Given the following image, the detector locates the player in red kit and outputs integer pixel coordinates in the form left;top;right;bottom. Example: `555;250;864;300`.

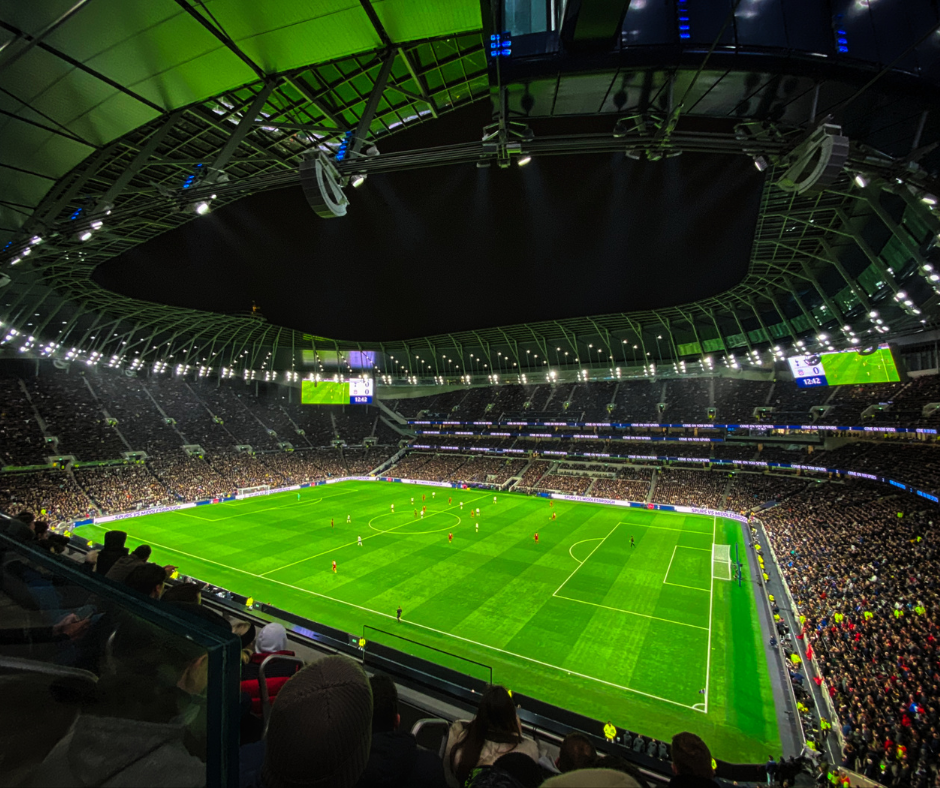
534;533;539;543
332;560;337;573
331;518;334;529
448;533;453;543
551;511;556;521
448;496;452;505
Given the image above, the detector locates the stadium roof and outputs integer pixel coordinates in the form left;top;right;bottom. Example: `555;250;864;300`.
2;1;940;379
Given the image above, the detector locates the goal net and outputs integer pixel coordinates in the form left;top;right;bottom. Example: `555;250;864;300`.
237;484;271;496
712;544;732;581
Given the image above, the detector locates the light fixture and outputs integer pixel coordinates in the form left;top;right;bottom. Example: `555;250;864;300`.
753;156;769;172
517;156;531;167
194;201;211;215
351;174;366;188
79;231;93;242
854;173;869;189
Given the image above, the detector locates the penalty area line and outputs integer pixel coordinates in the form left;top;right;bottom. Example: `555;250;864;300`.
77;523;701;713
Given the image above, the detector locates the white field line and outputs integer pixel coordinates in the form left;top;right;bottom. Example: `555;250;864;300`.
705;515;717;714
553;594;709;631
262;492;489;577
78;522;702;712
617;520;713;536
553;523;620;597
567;538;603;565
663;545;711;592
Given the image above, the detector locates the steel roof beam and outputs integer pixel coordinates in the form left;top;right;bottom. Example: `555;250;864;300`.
351;52;396;157
174;0;267;82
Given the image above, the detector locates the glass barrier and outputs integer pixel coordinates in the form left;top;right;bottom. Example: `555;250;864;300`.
0;517;240;787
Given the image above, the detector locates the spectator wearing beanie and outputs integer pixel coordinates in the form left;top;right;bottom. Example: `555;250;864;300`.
443;685;540;787
96;530;129;577
241;623;300;715
556;733;595;773
668;733;719;787
355;672;446;788
261;655;374;788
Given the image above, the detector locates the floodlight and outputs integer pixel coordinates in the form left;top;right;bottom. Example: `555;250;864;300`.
194;201;211;215
517;156;531;166
922;194;937;206
854;173;869;189
79;231;93;242
752;156;769;171
351;175;366;188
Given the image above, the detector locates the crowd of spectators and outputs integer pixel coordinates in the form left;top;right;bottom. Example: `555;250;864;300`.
713;377;773;423
535;474;592;495
0;375;50;465
0;469;93;521
652;469;728;509
518;460;550;489
27;372;127;460
760;481;940;787
662;378;711;423
591;477;651;501
75;465;171;513
148;455;231;501
723;474;806;514
90;373;182;454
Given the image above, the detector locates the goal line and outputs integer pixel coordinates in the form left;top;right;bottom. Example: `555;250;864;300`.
711;543;732;581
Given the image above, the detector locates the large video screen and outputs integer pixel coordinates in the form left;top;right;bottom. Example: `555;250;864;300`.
301;378;374;404
787;346;901;388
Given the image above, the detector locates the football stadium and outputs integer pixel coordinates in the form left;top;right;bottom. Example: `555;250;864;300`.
2;3;940;787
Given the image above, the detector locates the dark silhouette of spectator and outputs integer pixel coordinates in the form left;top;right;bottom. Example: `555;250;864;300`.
542;753;642;786
468;751;544;787
30;614;210;786
443;685;539;787
95;530;129;577
105;544;152;583
162;582;203;604
355;672;446;788
667;732;718;787
555;733;595;773
123;563;167;599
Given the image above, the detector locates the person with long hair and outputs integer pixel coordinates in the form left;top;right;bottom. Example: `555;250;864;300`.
443;685;539;787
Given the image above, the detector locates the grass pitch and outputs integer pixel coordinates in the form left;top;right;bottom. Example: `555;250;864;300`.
824;347;900;385
76;481;779;761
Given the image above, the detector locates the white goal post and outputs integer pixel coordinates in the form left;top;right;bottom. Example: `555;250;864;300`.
712;544;732;581
237;484;271;496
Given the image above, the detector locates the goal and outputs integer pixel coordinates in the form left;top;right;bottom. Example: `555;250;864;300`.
237;484;271;496
712;544;732;581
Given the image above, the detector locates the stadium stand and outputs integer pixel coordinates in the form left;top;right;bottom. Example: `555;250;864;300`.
0;376;53;465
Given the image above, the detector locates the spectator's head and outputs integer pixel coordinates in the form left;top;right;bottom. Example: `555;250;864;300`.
33;521;49;539
161;582;202;604
262;655;373;788
492;751;544;787
130;544;152;561
370;672;400;733
557;732;595;773
256;622;288;653
124;563;167;599
452;685;522;784
103;614;210;717
671;732;713;777
16;510;34;527
103;530;127;550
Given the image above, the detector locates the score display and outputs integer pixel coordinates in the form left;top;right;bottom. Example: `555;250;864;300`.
787;346;901;388
301;378;374;404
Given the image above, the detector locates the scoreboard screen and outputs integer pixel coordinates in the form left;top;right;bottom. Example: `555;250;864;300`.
787;346;901;388
301;378;374;404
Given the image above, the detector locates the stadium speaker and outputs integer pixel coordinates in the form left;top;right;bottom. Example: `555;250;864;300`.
299;153;348;218
776;123;849;195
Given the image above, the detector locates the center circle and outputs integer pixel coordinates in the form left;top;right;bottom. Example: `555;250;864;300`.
368;509;463;535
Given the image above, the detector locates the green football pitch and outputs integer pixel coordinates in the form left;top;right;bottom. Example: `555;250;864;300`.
824;347;900;385
76;481;779;762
